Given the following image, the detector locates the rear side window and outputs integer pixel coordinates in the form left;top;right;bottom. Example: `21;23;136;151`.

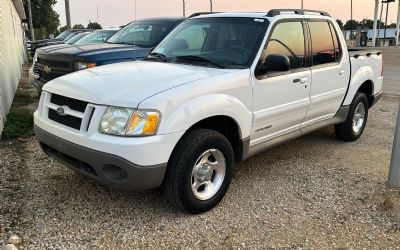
328;22;342;62
262;21;305;70
308;21;337;66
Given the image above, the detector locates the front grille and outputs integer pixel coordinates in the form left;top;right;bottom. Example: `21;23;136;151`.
35;55;73;84
50;94;88;113
37;57;70;69
33;63;39;74
38;71;64;81
48;109;82;130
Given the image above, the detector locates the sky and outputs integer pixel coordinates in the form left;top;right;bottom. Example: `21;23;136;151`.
54;0;400;28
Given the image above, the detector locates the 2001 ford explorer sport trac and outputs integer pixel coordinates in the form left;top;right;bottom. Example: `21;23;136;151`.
34;10;383;213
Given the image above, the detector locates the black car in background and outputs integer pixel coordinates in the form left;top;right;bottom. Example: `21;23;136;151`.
30;29;88;55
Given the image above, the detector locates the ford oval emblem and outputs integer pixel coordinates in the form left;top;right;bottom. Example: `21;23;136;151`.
56;107;66;116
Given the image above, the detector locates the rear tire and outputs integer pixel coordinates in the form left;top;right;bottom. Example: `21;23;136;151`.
335;92;369;142
163;129;234;214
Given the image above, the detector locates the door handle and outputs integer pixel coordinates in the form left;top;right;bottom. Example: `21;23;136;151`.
299;77;309;84
293;77;309;84
293;77;309;88
339;69;345;75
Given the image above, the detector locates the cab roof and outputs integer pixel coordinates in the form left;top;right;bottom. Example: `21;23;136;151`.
190;9;332;21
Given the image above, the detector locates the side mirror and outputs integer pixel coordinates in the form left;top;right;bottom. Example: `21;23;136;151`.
257;54;290;75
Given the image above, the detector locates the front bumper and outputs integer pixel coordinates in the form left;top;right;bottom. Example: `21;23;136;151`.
35;125;168;191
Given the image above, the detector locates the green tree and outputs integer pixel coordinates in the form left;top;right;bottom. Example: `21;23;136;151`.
387;23;397;28
73;24;85;29
359;19;384;29
23;0;60;39
336;19;344;30
344;20;359;30
87;22;102;29
59;25;68;33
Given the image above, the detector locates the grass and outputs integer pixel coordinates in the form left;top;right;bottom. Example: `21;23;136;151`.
2;108;34;139
13;92;34;107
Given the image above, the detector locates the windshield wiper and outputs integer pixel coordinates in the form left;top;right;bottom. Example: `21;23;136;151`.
145;52;168;62
112;41;134;45
176;55;225;69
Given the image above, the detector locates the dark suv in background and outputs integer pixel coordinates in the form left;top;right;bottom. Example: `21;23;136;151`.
30;29;89;55
30;17;185;94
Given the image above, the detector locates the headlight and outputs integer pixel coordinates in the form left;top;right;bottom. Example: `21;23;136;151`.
100;107;160;136
76;62;97;70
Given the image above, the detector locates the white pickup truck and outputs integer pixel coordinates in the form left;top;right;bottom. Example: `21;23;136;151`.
34;10;383;213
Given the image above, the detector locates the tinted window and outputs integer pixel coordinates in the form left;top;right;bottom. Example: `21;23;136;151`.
152;18;268;68
56;31;72;40
65;32;90;44
309;21;336;66
107;22;174;48
262;21;305;70
75;30;118;45
329;22;342;62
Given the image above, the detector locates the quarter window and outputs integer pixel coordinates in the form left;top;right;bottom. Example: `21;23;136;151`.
329;22;342;62
262;21;306;70
309;21;337;66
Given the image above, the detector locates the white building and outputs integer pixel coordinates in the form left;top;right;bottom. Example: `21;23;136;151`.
0;0;27;134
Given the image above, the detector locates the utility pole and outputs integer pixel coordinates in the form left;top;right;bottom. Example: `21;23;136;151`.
383;1;390;46
397;0;400;45
97;3;99;23
350;0;353;46
388;102;400;187
134;0;137;20
382;0;396;46
372;0;379;47
301;0;303;10
210;0;213;12
27;0;35;41
183;0;186;17
65;0;71;29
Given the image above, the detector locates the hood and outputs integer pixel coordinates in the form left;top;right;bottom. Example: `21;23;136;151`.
43;61;236;108
32;38;60;45
37;43;150;62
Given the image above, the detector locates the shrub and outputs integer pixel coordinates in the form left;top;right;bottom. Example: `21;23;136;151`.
2;108;34;139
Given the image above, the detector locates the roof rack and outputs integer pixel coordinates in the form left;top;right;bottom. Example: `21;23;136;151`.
266;9;331;17
188;12;221;18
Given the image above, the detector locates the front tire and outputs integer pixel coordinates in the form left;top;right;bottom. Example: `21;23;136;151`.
163;129;234;214
335;92;369;141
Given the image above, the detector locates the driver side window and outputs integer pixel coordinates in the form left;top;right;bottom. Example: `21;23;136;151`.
262;21;305;71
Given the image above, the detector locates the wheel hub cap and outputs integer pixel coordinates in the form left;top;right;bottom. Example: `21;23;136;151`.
191;149;226;201
197;164;213;182
352;102;366;134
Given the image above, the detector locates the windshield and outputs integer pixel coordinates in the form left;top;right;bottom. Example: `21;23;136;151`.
151;17;268;68
65;32;90;44
63;32;80;42
107;21;174;48
75;30;118;45
55;30;72;40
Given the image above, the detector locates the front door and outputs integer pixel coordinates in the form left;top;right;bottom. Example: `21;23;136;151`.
251;20;311;146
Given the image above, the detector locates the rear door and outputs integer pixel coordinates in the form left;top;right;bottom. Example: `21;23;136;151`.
302;19;350;126
251;20;311;145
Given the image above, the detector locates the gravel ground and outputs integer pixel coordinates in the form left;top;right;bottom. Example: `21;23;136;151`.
1;50;400;249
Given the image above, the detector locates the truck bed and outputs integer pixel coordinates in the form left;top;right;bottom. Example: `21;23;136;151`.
348;48;382;58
